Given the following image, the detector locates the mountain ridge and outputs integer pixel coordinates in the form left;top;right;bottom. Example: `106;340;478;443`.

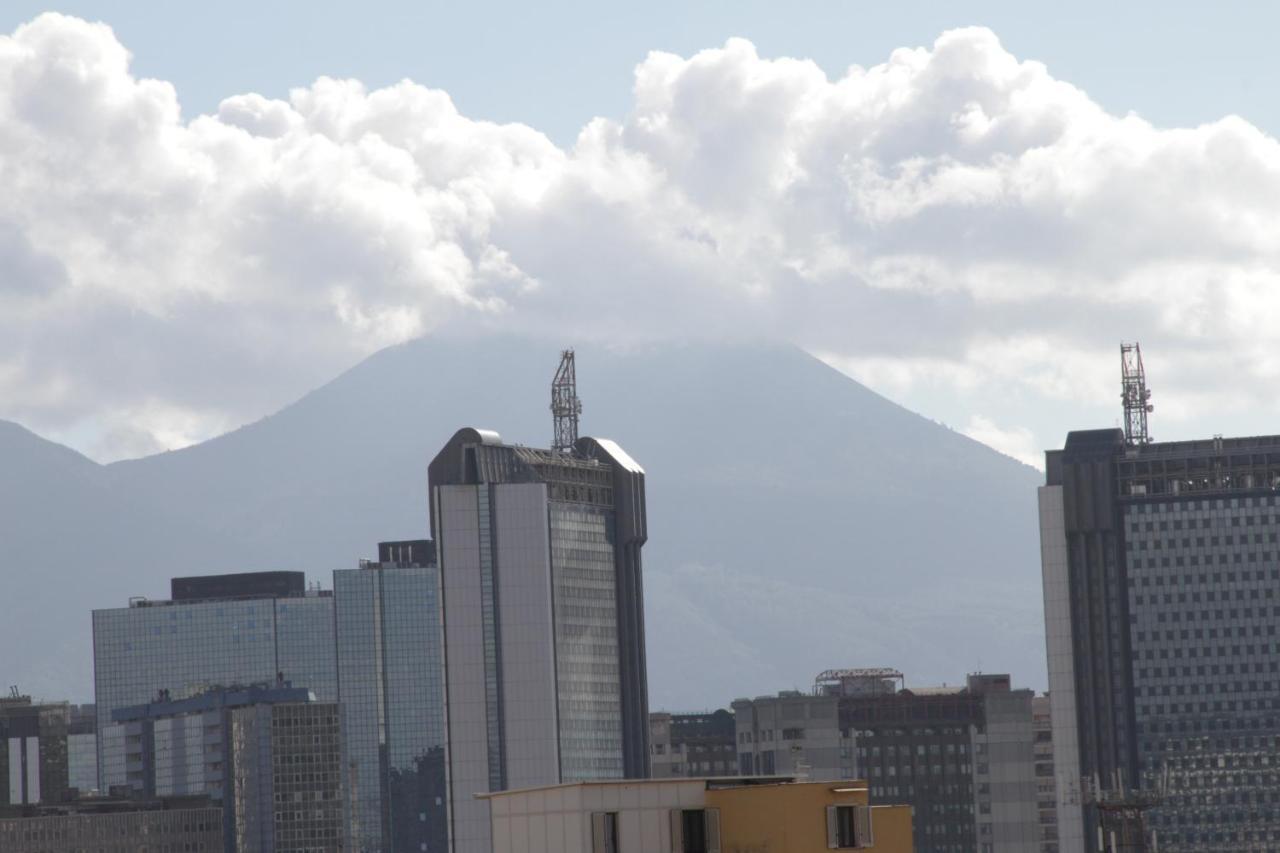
1;335;1046;707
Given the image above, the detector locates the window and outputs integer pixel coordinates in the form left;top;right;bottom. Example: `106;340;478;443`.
592;812;619;853
827;804;873;849
670;808;720;853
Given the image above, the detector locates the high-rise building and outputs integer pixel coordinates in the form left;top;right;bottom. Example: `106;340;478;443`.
0;695;70;806
229;700;346;853
334;542;447;853
735;670;1041;853
428;427;649;853
91;571;337;790
649;710;737;778
1040;428;1280;852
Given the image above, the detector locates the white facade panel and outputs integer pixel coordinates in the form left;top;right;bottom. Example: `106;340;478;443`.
494;483;559;791
7;737;21;804
1039;485;1085;853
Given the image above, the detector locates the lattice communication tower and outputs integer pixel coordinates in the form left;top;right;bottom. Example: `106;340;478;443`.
550;349;583;453
1121;342;1153;446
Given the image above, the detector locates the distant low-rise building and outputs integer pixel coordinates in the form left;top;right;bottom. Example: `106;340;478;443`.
649;710;736;778
0;694;70;806
481;776;913;853
732;691;847;779
734;669;1041;853
102;683;345;853
0;795;222;853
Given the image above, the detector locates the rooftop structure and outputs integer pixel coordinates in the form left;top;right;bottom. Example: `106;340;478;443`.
170;571;307;602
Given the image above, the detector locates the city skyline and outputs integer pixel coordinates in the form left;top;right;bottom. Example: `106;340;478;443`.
3;6;1276;852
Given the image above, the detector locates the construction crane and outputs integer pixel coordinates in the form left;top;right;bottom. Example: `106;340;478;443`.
550;349;582;453
1121;342;1153;445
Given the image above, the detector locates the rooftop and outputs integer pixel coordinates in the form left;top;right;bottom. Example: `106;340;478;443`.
475;776;865;800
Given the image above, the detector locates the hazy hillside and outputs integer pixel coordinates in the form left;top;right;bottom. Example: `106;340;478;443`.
2;336;1046;707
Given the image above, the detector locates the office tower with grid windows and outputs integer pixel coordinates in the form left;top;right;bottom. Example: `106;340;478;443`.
1041;429;1280;852
428;427;649;853
230;700;345;853
333;541;447;853
91;572;337;793
733;671;1040;853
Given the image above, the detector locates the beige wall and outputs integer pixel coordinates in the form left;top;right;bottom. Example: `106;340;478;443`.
487;779;913;853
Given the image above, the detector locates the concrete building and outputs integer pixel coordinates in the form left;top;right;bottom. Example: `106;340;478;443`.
91;571;337;791
334;542;447;853
480;777;913;853
732;691;847;779
649;711;736;778
734;670;1040;853
428;427;650;853
0;795;222;853
66;704;97;796
0;694;70;806
1032;696;1058;853
1040;429;1280;851
102;683;344;853
229;700;346;853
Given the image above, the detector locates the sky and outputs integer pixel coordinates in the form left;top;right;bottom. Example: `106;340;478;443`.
4;4;1280;464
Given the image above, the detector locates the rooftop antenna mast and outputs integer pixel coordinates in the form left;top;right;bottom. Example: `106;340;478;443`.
551;349;582;453
1120;342;1153;446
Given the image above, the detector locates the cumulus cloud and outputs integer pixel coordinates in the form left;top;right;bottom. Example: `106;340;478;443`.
2;13;1280;459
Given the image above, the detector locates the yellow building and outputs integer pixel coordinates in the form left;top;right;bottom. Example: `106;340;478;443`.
480;776;912;853
709;780;912;853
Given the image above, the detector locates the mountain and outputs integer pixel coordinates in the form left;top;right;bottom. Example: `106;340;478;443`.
1;335;1046;708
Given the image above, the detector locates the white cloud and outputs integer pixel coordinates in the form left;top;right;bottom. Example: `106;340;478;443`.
962;415;1042;470
3;14;1280;459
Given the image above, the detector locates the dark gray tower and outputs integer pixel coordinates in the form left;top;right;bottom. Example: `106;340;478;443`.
1041;427;1280;853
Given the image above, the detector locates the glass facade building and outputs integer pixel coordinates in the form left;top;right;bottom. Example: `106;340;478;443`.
1042;429;1280;852
91;580;336;792
334;554;447;853
428;428;649;853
